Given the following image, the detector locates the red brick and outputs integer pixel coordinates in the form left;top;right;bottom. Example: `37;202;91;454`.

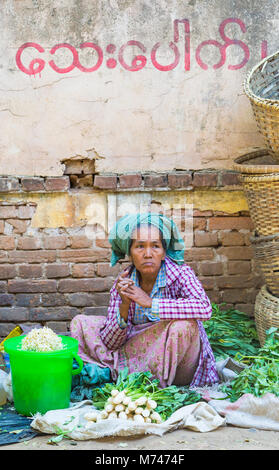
194;232;218;247
95;238;111;248
8;250;56;263
184;247;215;261
21;178;44;191
200;262;223;276
0;236;15;250
119;174;142;188
193;218;207;231
208;217;253;231
45;264;71;278
8;280;57;293
217;246;254;260
94;175;117;189
44;177;70;191
0;206;17;218
96;263;121;277
0;251;8;263
0;294;14;305
6;219;29;234
0;281;6;292
58;278;110;293
43;236;68;249
16;294;41;307
29;307;79;321
192;172;218;187
219;231;245;246
144;174;168;188
216;275;256;289
220;172;240;186
0;307;28;321
17;204;36;219
18;265;43;278
17;237;41;250
0;221;4;233
0;265;16;279
40;293;66;306
83;307;108;316
67;293;95;307
199;277;215;290
167;173;192;188
227;261;251;274
0;177;20;192
221;289;249;303
235;304;254;316
72;264;95;278
59;248;110;263
69;235;92;249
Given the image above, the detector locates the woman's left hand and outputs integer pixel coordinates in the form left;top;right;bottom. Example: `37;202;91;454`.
122;285;152;308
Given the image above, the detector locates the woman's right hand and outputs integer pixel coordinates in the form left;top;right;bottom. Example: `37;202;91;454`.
116;268;134;305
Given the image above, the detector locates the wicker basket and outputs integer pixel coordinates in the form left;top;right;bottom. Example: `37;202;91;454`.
251;232;279;297
254;285;279;346
244;51;279;160
234;149;279;236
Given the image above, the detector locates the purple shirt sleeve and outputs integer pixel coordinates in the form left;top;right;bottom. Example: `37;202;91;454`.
99;283;129;350
156;265;212;321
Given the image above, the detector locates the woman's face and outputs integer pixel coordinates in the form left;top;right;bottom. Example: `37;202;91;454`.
129;225;165;277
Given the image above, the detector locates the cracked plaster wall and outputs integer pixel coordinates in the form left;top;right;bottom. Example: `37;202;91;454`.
0;0;276;176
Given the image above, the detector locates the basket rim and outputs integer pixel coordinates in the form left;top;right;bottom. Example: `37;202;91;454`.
258;284;279;304
251;232;279;244
244;50;279;107
233;149;279;174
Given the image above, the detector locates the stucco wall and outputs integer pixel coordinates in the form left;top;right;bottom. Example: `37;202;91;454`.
0;0;276;176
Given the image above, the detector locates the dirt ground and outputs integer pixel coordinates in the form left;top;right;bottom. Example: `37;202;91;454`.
1;424;278;451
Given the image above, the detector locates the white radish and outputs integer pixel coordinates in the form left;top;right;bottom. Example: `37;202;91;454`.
84;411;99;421
112;391;125;404
150;411;162;423
105;403;114;413
135;396;147;406
115;404;125;412
133;414;145;423
111;389;119;397
107;396;114;404
146;399;157;410
144;417;151;423
142;409;150;418
107;411;118;419
123;395;132;406
127;401;137;411
135;407;144;415
118;411;128;420
100;410;108;419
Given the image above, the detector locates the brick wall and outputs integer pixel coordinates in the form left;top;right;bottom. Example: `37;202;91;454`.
0;170;262;340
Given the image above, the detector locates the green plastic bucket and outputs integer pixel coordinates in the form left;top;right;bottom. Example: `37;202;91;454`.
4;335;83;416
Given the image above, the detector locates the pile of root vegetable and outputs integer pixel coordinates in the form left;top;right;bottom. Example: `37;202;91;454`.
86;369;202;424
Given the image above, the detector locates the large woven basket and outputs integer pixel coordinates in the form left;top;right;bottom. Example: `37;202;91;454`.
234;149;279;236
244;51;279;160
254;285;279;346
251;232;279;297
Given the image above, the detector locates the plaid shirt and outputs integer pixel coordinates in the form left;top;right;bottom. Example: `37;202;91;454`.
99;256;219;387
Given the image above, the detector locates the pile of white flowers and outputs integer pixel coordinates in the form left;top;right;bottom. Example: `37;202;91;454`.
21;327;64;352
84;389;162;425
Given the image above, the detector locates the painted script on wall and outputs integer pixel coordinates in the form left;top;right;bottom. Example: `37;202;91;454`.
16;18;268;76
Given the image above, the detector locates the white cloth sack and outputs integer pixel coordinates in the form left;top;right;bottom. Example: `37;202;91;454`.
30;400;226;439
209;392;279;431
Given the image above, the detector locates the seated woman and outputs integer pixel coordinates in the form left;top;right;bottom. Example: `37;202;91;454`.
70;212;219;388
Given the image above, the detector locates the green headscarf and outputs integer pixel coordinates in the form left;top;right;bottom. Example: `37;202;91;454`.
108;212;185;266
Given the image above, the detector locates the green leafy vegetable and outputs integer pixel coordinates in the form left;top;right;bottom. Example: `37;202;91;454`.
204;303;260;361
222;327;279;402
